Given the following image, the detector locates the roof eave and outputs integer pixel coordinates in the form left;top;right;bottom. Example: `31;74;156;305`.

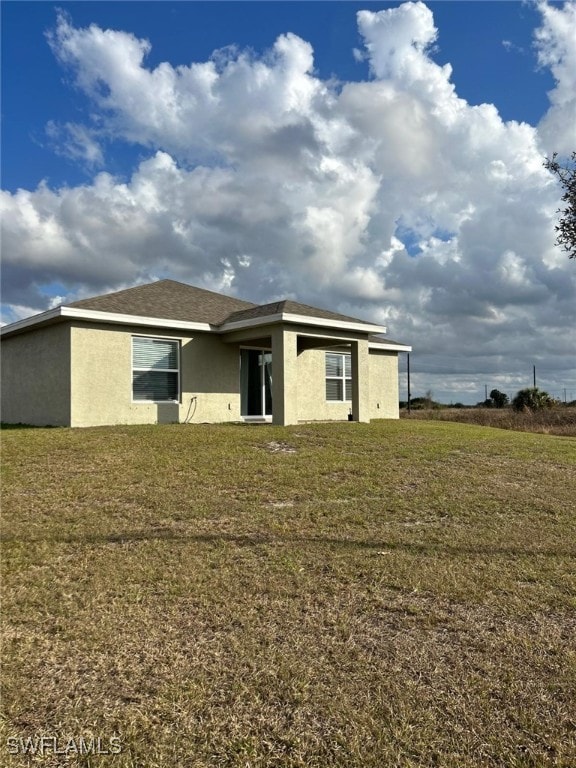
1;306;63;337
1;306;213;337
369;341;412;352
1;306;393;340
218;312;387;335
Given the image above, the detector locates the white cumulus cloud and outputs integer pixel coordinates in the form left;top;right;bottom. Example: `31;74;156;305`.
2;1;575;402
535;0;576;153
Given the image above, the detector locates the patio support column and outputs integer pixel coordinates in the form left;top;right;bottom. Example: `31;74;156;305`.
271;326;298;426
351;339;370;423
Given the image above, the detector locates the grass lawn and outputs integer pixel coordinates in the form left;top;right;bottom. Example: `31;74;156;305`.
1;420;575;767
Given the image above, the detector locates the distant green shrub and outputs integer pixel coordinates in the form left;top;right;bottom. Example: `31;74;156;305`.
489;389;509;408
512;388;554;412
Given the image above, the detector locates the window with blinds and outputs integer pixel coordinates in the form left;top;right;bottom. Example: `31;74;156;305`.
132;337;180;402
325;352;352;401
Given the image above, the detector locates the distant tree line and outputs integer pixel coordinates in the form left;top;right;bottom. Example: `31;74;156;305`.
481;387;561;411
401;387;567;412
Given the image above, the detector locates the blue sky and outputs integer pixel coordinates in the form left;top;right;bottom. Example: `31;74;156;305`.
1;1;575;403
1;1;557;191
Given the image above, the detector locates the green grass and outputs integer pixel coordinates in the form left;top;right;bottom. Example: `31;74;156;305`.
1;420;575;767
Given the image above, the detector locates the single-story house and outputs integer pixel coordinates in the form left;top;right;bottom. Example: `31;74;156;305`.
1;279;411;428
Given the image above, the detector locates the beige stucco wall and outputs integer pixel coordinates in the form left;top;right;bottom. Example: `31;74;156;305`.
1;320;402;428
296;347;351;422
271;327;299;426
1;324;71;426
295;346;400;421
70;323;241;427
368;350;400;419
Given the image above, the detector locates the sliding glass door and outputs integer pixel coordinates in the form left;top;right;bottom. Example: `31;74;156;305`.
240;349;272;417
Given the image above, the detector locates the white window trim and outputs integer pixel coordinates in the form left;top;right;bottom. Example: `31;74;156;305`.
326;352;352;403
131;335;181;404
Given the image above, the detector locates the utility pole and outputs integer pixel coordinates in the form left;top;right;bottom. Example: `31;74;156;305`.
533;365;536;388
407;353;411;414
485;384;488;401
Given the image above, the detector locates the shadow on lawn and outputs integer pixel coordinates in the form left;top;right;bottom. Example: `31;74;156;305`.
1;528;574;558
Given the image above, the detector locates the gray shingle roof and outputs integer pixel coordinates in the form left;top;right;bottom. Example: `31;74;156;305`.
224;299;374;327
67;279;257;325
66;280;377;328
368;334;407;346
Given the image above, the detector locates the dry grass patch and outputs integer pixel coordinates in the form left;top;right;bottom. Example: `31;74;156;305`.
1;420;575;767
402;406;576;437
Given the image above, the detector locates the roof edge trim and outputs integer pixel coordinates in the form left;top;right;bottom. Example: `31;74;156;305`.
60;307;213;331
369;341;412;352
1;307;63;336
2;306;391;338
219;312;387;335
1;306;213;336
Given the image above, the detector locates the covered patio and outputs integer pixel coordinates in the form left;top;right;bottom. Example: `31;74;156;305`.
221;322;372;426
